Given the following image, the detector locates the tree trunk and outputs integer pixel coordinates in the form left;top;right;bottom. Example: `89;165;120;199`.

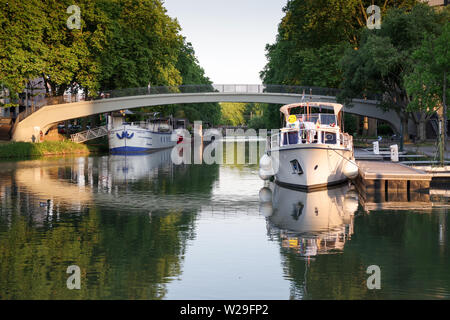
418;118;426;142
403;117;409;141
400;115;409;152
443;71;447;152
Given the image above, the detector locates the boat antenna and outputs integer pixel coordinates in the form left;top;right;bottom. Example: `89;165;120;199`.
309;88;313;120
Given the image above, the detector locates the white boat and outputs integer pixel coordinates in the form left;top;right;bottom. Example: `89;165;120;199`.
259;102;358;191
108;114;179;153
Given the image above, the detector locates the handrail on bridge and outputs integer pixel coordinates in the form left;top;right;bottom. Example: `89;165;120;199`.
71;125;108;143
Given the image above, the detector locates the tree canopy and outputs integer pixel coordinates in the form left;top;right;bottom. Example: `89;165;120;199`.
338;4;449;141
261;0;449;143
261;0;418;87
0;0;220;125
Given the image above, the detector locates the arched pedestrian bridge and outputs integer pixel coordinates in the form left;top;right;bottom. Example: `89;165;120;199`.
11;84;397;142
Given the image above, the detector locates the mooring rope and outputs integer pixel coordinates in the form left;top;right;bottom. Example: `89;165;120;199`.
330;147;362;170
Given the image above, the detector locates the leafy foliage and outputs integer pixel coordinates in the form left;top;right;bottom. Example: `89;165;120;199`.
220;103;246;126
261;0;418;87
338;4;448;141
404;22;450;116
0;0;221;122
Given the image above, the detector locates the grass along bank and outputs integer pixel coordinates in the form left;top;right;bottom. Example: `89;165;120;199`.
0;140;93;159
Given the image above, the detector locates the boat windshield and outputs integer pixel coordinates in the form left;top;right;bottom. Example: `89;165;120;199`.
147;118;173;132
290;114;337;125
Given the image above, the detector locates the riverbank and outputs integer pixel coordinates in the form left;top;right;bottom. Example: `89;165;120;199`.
0;140;103;159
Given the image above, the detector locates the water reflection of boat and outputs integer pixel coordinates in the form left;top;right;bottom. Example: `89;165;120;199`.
108;148;173;183
260;183;359;257
1;147;221;229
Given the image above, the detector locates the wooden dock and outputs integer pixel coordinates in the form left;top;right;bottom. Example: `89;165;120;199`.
354;148;427;161
355;160;432;207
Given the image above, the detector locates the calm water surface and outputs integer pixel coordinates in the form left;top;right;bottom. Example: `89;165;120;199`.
0;144;449;299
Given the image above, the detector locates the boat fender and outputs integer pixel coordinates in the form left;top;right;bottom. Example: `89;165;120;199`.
343;160;359;179
259;154;272;171
259;187;273;203
343;190;359;216
259;202;273;217
259;168;274;181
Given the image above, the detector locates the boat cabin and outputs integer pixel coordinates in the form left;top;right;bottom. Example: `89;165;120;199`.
107;111;176;133
272;102;352;149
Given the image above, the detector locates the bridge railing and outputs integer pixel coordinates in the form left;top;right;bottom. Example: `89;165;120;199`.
94;84;347;99
95;84;380;99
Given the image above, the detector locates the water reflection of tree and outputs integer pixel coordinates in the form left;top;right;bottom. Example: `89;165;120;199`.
0;160;220;299
278;210;450;299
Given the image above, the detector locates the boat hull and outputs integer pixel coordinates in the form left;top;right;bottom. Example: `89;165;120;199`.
108;125;177;154
270;145;353;191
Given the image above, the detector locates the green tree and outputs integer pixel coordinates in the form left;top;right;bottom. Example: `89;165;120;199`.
261;0;418;87
1;0;220;126
98;0;183;91
40;0;107;97
220;103;246;126
0;0;47;98
404;23;449;143
338;4;447;146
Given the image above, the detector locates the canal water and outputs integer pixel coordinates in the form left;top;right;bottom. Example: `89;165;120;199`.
0;143;449;300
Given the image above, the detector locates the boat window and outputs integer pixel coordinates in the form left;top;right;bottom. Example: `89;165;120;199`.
307;115;319;123
322;132;337;144
290;160;303;175
320;114;337;126
288;131;298;145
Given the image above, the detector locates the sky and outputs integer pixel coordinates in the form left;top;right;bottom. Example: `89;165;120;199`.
163;0;287;85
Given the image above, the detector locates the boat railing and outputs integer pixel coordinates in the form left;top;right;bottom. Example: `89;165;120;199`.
120;121;147;129
341;133;353;149
270;129;353;150
270;133;280;149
